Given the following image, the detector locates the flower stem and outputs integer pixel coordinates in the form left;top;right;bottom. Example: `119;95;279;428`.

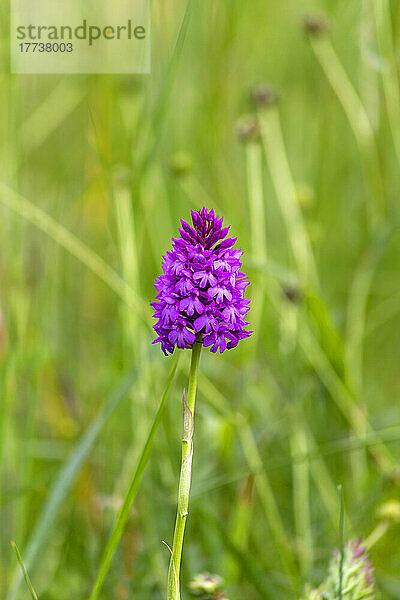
167;342;202;600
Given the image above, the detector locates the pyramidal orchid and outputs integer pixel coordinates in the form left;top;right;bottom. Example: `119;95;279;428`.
151;208;251;600
302;538;375;600
152;207;251;355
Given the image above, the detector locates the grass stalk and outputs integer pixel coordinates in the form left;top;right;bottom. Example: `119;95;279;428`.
114;184;141;358
258;107;319;289
298;319;395;475
0;183;150;325
373;0;400;170
345;245;382;487
167;343;202;600
6;371;137;600
237;421;297;582
11;542;38;600
309;35;384;227
290;402;313;578
337;485;345;600
246;139;267;349
88;360;178;600
246;141;267;261
259;266;396;476
225;475;255;583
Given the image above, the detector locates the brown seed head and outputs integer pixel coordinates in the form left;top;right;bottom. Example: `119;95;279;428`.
250;83;280;108
303;14;329;37
282;284;303;305
236;115;260;144
189;572;224;596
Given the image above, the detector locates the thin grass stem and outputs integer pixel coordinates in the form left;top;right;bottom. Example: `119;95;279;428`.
373;0;400;170
337;485;345;600
237;421;298;583
290;403;313;577
6;371;137;600
88;360;178;600
258;108;319;289
11;542;38;600
0;183;151;326
309;36;384;227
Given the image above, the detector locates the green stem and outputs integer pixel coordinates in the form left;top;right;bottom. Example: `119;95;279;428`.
258;108;319;290
167;343;202;600
246;141;267;260
237;421;298;582
373;0;400;171
310;36;384;228
245;140;267;351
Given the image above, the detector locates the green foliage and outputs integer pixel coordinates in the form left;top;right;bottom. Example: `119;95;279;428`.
1;1;400;599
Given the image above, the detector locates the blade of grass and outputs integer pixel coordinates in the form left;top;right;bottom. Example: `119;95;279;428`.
88;358;178;600
365;291;400;337
344;235;389;487
195;373;297;581
337;485;345;600
258;107;319;289
236;422;298;583
138;0;194;178
10;542;38;600
245;139;268;350
0;182;150;325
251;254;396;474
114;182;143;360
373;0;400;170
18;82;85;156
309;34;384;227
246;140;267;262
199;372;338;528
225;475;255;583
192;422;400;499
196;505;280;600
298;317;395;474
290;402;313;578
6;369;137;600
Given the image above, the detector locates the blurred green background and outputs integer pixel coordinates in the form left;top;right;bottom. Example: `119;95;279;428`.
1;0;400;598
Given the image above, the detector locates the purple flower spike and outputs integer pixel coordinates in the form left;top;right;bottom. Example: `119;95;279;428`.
152;207;252;355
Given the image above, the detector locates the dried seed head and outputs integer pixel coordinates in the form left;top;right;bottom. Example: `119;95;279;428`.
235;115;260;144
303;14;329;37
213;593;230;600
282;284;303;305
169;152;194;177
189;573;224;596
250;83;280;109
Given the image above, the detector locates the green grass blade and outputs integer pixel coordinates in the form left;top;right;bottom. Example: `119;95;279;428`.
139;0;194;177
10;542;38;600
18;81;84;156
0;182;150;325
309;35;384;227
197;505;280;600
258;107;319;289
88;358;178;600
373;0;400;170
6;370;137;600
337;485;345;600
